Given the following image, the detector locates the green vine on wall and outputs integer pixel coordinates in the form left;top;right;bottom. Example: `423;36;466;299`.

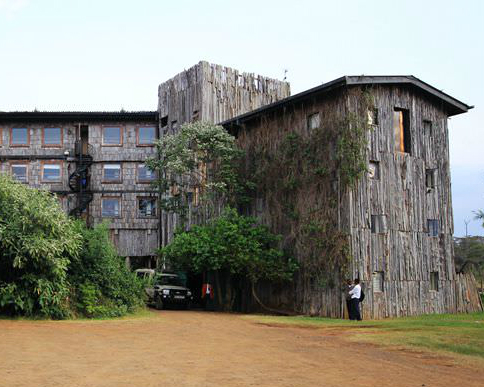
240;89;372;290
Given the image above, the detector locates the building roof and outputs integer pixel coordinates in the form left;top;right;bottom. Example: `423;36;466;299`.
0;111;158;124
221;75;473;127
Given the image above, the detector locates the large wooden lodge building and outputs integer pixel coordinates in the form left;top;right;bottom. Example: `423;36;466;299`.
1;62;481;318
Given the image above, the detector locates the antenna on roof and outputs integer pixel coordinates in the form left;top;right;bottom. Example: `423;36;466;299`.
283;69;288;81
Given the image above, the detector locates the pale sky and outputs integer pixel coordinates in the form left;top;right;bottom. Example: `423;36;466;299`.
1;0;483;236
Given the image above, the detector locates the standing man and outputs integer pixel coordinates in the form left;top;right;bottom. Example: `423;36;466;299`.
348;278;362;321
345;279;354;320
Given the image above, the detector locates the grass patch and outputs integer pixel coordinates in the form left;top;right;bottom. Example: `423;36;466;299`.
245;312;484;359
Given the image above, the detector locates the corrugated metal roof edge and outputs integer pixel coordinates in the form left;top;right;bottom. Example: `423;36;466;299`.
220;75;473;127
0;111;158;123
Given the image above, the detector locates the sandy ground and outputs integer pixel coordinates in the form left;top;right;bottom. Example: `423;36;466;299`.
0;311;483;387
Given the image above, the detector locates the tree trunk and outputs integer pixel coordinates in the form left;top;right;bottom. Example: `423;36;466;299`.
251;282;296;316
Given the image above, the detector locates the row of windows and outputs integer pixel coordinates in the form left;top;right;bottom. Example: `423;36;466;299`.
371;215;440;237
306;108;434;155
0;126;157;147
101;197;157;218
371;271;439;293
6;162;156;184
368;161;438;189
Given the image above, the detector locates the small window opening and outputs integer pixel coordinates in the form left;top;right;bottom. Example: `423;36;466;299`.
372;271;384;293
430;271;439;291
427;219;439;237
423;120;433;137
307;113;320;132
367;108;379;126
171;120;177;129
237;75;244;87
160;116;168;127
368;161;380;180
393;108;411;154
192;110;200;121
426;168;437;189
371;215;387;233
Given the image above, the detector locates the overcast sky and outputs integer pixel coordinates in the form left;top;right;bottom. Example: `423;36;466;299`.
1;0;483;236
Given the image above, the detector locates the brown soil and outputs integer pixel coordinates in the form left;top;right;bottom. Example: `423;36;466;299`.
1;311;483;387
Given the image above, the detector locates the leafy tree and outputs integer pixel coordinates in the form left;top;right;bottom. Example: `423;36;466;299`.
0;174;81;318
146;121;246;219
160;208;298;311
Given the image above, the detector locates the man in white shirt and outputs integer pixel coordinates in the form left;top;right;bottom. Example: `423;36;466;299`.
348;278;362;321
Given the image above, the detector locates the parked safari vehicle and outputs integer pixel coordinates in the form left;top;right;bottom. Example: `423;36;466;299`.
135;269;192;310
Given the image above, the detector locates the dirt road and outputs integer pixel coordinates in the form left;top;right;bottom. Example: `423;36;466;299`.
0;311;482;387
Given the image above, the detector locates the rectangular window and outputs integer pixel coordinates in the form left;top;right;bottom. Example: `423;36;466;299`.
171;120;177;130
371;215;387;233
138;198;157;217
102;198;120;217
42;163;61;182
430;271;439;291
137;164;156;182
367;108;379;126
372;271;384;293
393;108;411;154
137;127;157;145
307;113;320;131
428;219;439;237
426;168;437;189
102;127;122;146
423;120;433;137
11;128;29;146
160;116;168;128
11;163;28;182
103;164;122;182
43;127;62;147
368;161;380;180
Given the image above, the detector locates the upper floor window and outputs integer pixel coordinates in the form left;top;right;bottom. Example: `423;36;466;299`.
367;108;379;126
138;197;157;217
428;219;439;237
371;215;387;234
372;271;384;293
393;108;411;154
103;126;122;146
42;163;62;182
43;127;62;147
10;128;29;146
307;112;320;131
423;120;433;137
137;127;157;146
137;164;156;182
102;198;120;217
430;271;439;291
368;161;380;180
11;163;28;182
426;168;437;189
103;164;122;182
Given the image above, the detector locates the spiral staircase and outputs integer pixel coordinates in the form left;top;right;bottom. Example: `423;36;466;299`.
69;141;93;217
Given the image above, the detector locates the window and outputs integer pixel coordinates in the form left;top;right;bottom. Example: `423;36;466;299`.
430;271;439;291
371;215;387;233
160;116;168;128
138;198;157;217
171;120;177;130
11;163;28;182
423;120;433;137
137;127;157;146
42;163;61;182
426;169;437;189
102;198;120;217
368;161;380;180
137;164;156;182
103;164;122;182
367;108;379;126
428;219;439;237
237;75;244;87
102;127;122;146
372;271;384;293
307;113;320;131
10;128;29;146
43;127;62;147
393;108;411;154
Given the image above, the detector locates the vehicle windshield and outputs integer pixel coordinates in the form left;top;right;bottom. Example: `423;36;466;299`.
155;275;184;287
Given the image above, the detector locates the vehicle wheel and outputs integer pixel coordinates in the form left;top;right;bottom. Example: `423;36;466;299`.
155;295;164;310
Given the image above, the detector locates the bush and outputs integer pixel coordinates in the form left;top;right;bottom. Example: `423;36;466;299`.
0;174;145;319
0;174;81;318
69;222;145;317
